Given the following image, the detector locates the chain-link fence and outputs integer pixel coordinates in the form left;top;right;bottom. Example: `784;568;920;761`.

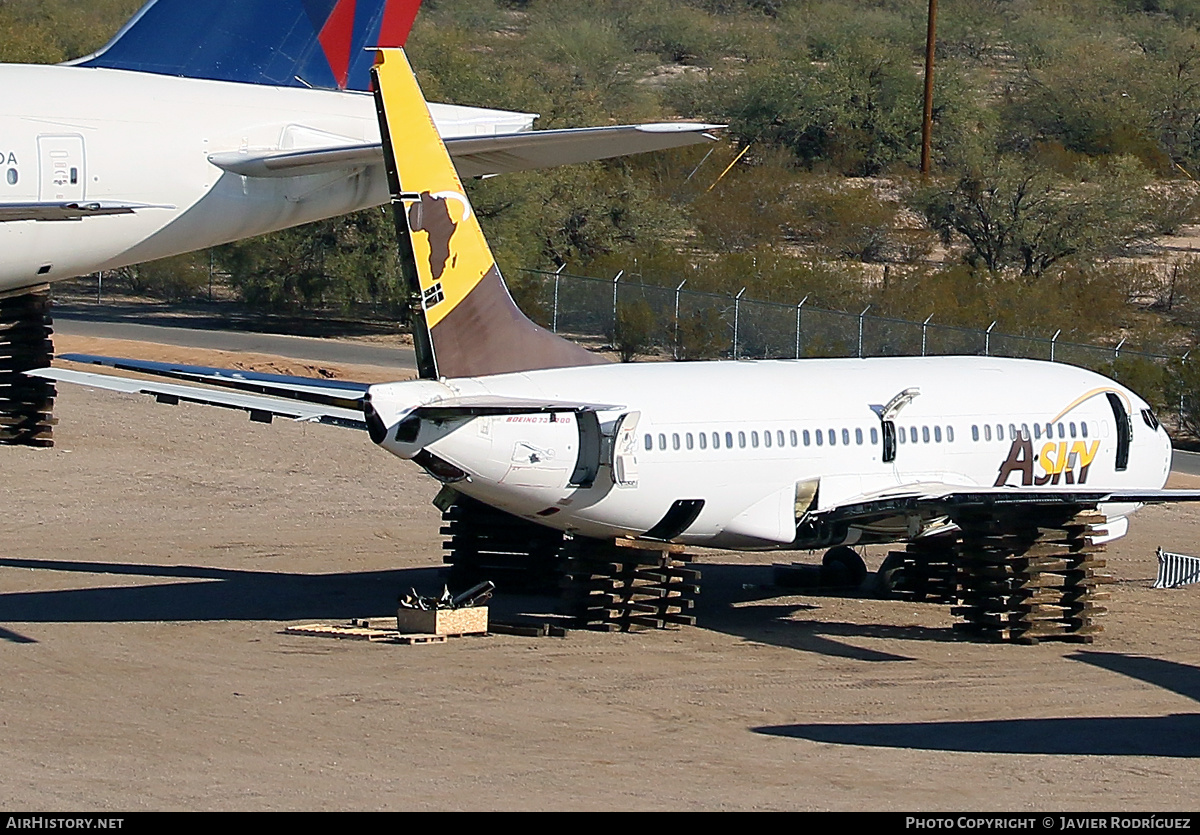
518;267;1181;369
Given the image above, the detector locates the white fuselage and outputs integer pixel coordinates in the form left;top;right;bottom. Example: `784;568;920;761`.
368;356;1172;549
0;64;532;293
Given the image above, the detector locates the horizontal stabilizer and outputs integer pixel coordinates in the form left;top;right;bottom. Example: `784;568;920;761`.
31;367;366;429
0;202;174;223
206;123;723;180
61;354;368;411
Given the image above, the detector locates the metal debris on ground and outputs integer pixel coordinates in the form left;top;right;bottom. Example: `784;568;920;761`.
1154;547;1200;589
399;580;495;611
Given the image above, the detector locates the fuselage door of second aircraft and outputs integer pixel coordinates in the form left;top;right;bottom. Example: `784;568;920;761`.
38;135;85;203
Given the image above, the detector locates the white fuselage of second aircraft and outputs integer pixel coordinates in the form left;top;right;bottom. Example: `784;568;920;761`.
0;64;531;293
367;356;1172;549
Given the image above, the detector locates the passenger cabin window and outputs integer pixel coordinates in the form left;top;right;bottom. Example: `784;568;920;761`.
842;428;850;445
644;434;652;451
934;426;942;443
763;431;771;448
816;430;823;446
713;432;720;449
947;426;954;442
870;427;879;445
1081;421;1090;437
972;425;979;441
828;429;837;446
803;430;811;446
738;431;746;448
1034;424;1041;440
909;427;918;443
672;433;680;451
726;431;734;448
778;430;786;447
855;428;863;445
898;427;906;444
658;433;667;450
686;433;694;450
699;433;707;450
790;430;798;447
922;426;930;443
1069;422;1077;438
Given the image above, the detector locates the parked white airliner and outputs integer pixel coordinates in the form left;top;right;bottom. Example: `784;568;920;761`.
38;47;1199;560
0;0;719;294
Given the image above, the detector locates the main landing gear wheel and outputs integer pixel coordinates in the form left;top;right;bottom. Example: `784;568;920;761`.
820;545;868;589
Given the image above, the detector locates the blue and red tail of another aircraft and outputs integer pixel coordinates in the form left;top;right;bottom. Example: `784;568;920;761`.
74;0;421;92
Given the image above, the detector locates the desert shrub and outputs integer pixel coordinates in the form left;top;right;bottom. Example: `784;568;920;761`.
1145;184;1200;235
1104;355;1170;411
121;253;210;301
1165;356;1200;437
610;297;659;361
674;306;728;360
788;177;901;262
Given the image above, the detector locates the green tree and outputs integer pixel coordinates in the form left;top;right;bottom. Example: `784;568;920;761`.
914;157;1154;276
216;209;405;314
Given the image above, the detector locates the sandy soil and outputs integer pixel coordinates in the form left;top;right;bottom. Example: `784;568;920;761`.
3;344;1200;811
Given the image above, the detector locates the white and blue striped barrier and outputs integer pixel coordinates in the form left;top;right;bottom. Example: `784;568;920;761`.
1155;547;1200;589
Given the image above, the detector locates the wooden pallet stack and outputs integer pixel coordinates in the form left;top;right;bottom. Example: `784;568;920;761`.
441;496;564;592
952;508;1111;644
881;535;959;603
0;289;56;447
561;537;699;631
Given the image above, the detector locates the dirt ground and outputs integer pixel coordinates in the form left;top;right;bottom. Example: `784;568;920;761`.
3;342;1200;811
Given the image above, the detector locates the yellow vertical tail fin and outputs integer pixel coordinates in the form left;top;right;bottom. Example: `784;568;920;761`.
371;49;607;379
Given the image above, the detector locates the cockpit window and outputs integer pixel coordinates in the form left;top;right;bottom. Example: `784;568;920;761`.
1142;408;1160;431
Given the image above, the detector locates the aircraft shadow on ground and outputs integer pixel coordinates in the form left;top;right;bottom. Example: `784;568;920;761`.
0;556;451;625
4;556;950;661
754;652;1200;757
692;562;956;663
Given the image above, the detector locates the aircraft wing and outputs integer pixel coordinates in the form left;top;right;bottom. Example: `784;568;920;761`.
811;483;1200;527
444;123;724;178
0;201;174;222
206;122;723;180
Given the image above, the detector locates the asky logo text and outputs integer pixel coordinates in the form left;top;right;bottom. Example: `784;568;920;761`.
995;435;1100;487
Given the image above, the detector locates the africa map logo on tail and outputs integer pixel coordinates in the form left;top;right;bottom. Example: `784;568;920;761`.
371;48;606;380
405;190;471;285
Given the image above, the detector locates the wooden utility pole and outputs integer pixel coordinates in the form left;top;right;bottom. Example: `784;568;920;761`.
921;0;938;176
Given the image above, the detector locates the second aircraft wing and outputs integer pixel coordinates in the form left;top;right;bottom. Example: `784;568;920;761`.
207;122;723;180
